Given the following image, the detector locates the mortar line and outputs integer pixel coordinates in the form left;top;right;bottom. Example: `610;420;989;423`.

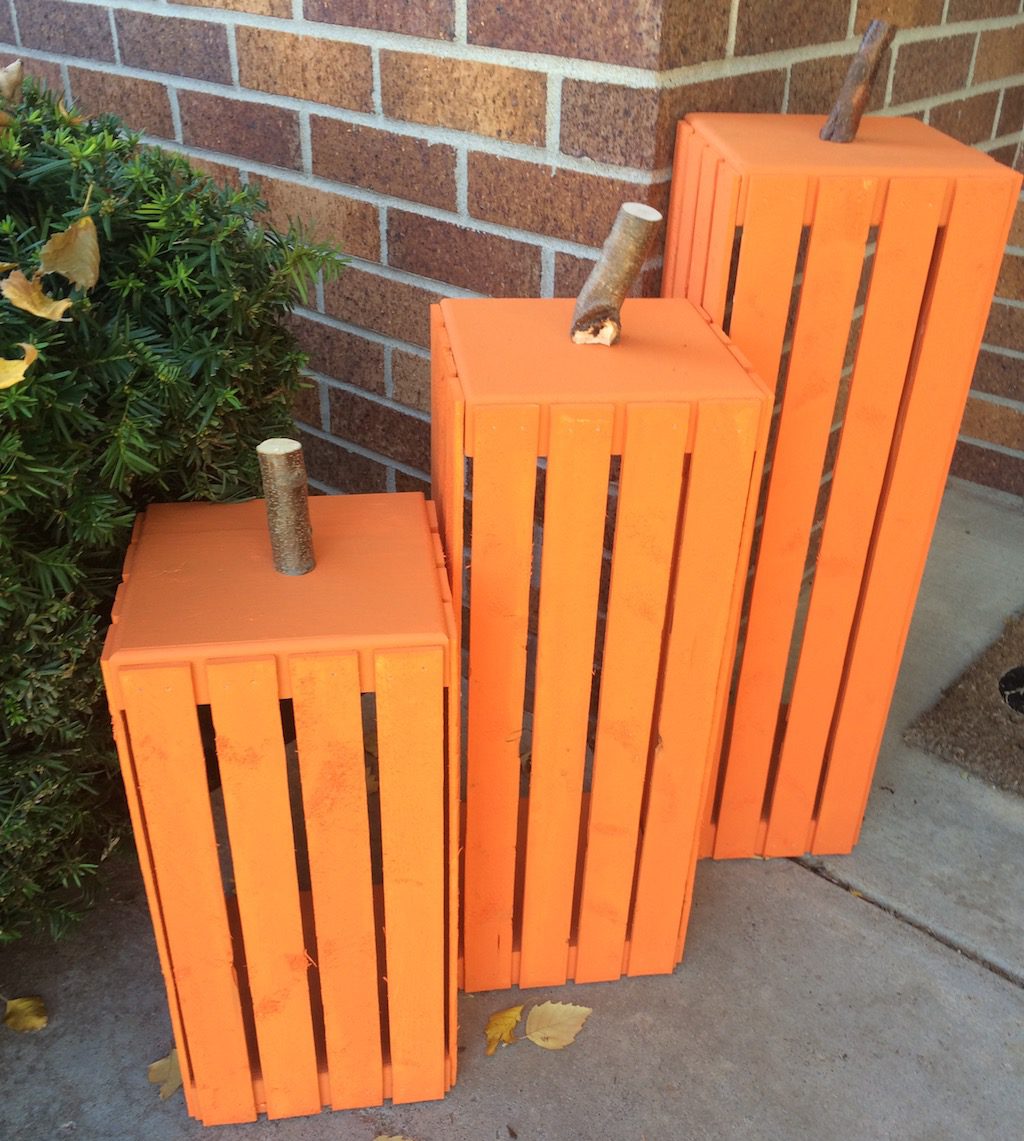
794;858;1024;988
7;0;20;46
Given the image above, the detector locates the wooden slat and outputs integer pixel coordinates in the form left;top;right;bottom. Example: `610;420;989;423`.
375;647;448;1104
661;121;698;299
430;306;466;619
629;400;763;975
573;404;690;984
119;664;256;1126
763;178;946;856
701;162;741;326
713;175;876;859
813;175;1021;854
518;406;614;988
207;658;321;1120
289;652;384;1110
462;405;539;992
727;173;808;389
687;148;723;308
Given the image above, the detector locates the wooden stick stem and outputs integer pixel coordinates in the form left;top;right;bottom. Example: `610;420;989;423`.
571;203;663;345
256;438;315;575
820;20;895;143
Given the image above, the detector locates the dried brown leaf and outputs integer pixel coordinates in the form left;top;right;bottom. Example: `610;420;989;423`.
147;1047;183;1100
4;995;48;1032
523;1001;591;1050
0;60;22;102
1;270;72;321
39;217;100;290
0;342;38;390
484;1004;524;1055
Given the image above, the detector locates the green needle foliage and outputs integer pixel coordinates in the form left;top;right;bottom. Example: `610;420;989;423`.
0;81;343;942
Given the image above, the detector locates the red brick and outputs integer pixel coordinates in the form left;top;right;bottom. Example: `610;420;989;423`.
177;0;291;14
974;25;1024;85
972;348;1024;402
327;389;431;470
928;91;1000;145
306;0;454;39
236;28;373;112
998;85;1024;138
788;52;889;116
468;153;665;246
381;52;546;145
388;211;542;296
179;91;301;170
891;35;975;105
468;0;731;70
324;266;446;348
391;350;430;413
116;11;230;84
950;438;1024;496
17;0;115;61
0;6;13;41
292;378;323;427
296;429;388;493
68;68;174;138
1008;196;1024;248
311;118;456;211
946;0;1018;17
394;470;430;495
186;155;245;190
560;70;786;169
252;176;380;261
997;251;1024;300
734;0;848;56
287;314;387;395
855;0;943;31
22;59;65;94
960;392;1024;449
554;252;661;298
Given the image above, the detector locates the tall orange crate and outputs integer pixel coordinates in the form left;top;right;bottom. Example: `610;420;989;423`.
101;493;459;1126
663;114;1022;861
431;297;771;993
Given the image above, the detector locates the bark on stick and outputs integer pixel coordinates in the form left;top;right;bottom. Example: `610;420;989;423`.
256;438;315;575
820;20;895;143
571;202;663;345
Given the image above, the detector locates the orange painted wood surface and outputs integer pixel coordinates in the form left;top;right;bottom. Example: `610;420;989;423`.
432;297;769;991
663;112;1022;860
102;493;457;1125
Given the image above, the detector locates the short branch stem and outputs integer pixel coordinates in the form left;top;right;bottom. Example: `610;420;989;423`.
256;438;315;576
820;20;895;144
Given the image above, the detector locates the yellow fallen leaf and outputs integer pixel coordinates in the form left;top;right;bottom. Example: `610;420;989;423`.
1;270;72;321
4;995;48;1032
39;216;100;290
484;1003;524;1055
523;1001;591;1050
0;60;22;102
0;342;38;390
147;1047;183;1100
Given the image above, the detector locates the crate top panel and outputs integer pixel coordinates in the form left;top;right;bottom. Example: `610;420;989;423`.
102;492;451;673
684;114;1013;181
439;297;768;410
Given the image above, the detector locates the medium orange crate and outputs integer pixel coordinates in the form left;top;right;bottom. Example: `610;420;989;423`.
431;297;770;993
663;113;1022;861
101;493;459;1126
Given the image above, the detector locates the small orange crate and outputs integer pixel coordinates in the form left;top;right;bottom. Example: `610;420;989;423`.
431;297;770;993
663;113;1022;860
101;493;459;1126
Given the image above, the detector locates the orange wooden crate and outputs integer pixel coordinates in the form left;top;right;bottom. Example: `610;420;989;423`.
663;113;1021;861
431;297;770;992
101;493;459;1126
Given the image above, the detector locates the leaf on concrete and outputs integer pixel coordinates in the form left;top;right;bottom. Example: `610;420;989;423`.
373;1135;417;1140
1;270;72;321
147;1047;183;1100
484;1004;524;1055
0;59;22;102
4;995;48;1032
0;343;38;390
523;1001;591;1051
39;217;100;290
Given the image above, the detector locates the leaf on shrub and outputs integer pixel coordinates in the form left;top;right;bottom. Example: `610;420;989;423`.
39;217;100;290
1;270;72;321
0;342;38;389
523;1001;591;1051
484;1004;524;1055
0;111;12;128
147;1047;183;1100
0;60;22;102
4;995;48;1032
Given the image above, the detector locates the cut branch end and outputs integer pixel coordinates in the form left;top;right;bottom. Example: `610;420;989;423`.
571;202;663;345
256;437;315;576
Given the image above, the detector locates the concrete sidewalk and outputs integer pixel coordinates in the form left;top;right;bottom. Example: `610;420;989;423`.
2;479;1022;1141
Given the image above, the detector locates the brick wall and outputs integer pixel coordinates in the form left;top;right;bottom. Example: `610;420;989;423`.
3;0;1023;497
